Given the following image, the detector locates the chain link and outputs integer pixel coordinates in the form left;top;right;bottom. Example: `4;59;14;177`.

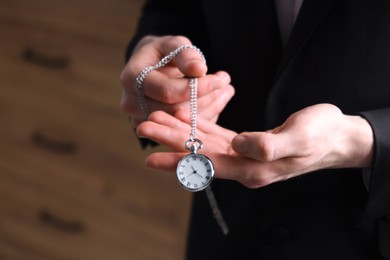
189;78;197;140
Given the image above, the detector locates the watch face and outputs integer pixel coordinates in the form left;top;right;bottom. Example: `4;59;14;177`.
176;153;214;192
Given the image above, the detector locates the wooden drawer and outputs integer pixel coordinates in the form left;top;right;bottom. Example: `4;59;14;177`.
0;55;191;260
0;84;192;258
0;0;143;45
0;0;144;104
0;0;192;259
0;10;124;106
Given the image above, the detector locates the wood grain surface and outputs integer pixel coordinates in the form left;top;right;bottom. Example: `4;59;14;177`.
0;1;192;259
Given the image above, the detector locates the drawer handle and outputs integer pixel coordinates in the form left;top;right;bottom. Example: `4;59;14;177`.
31;131;78;154
22;46;69;69
39;209;85;234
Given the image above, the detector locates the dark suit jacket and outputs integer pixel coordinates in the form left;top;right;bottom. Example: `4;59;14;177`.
126;0;390;259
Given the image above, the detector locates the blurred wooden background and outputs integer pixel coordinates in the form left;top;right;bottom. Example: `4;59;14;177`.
0;0;192;259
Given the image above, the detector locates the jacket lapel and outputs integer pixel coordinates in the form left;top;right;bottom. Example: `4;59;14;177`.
273;0;336;83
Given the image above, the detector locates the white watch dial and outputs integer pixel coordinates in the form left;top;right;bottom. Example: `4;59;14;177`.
176;153;214;192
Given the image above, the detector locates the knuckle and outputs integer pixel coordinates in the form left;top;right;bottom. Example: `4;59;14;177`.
120;68;131;86
228;85;236;97
172;35;192;45
161;36;192;51
241;180;261;189
161;79;186;105
148;110;166;122
120;64;141;89
160;81;175;104
120;96;138;115
239;169;272;189
297;128;317;154
254;136;275;161
140;35;156;45
241;175;270;189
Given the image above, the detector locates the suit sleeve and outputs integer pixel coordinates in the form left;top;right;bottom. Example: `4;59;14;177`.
360;108;390;221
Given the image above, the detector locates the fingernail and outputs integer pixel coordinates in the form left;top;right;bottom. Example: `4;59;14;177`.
233;135;248;154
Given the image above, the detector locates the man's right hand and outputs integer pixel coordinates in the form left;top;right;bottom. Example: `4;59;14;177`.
120;35;235;127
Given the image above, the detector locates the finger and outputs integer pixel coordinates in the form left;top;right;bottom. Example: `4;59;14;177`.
136;119;189;152
121;86;169;128
174;109;237;144
137;111;217;152
145;152;186;172
198;72;231;97
122;39;163;82
143;111;215;147
135;70;232;115
139;111;234;152
159;36;207;77
231;131;296;162
148;110;192;135
145;152;281;189
213;71;231;85
142;72;229;105
120;88;139;115
173;84;234;122
212;153;305;188
131;116;148;128
197;84;235;120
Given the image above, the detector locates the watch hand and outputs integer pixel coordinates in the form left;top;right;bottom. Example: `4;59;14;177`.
195;173;203;178
187;167;203;178
191;166;203;178
187;168;196;177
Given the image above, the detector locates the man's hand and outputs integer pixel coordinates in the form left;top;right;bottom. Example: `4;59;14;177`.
136;104;374;188
120;35;235;127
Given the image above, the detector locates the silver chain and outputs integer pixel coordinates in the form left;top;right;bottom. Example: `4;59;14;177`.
135;45;229;235
189;78;197;140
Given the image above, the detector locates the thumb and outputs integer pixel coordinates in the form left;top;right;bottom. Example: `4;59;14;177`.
175;47;208;77
231;131;295;162
159;37;208;77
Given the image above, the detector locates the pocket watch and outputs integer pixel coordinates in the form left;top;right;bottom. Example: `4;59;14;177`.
176;139;215;192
